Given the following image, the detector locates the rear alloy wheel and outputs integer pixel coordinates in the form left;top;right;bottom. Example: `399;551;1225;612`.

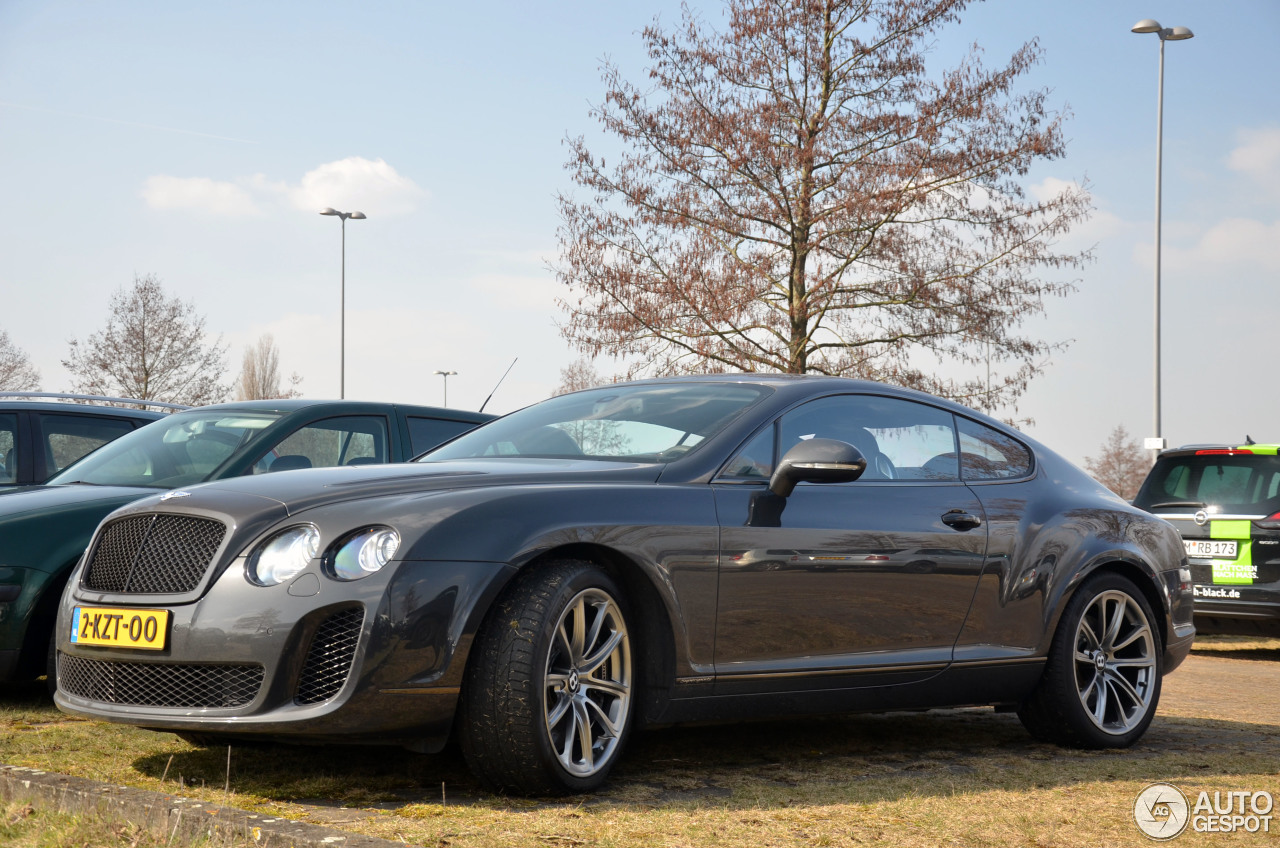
1019;573;1162;748
459;560;634;795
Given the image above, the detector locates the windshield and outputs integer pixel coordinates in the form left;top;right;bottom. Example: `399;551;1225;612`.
423;382;771;463
48;412;280;488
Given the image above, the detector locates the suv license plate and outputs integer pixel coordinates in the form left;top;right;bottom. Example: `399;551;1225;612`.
70;606;169;650
1184;539;1239;559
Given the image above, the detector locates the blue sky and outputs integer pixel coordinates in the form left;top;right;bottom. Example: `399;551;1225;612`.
1;1;1276;465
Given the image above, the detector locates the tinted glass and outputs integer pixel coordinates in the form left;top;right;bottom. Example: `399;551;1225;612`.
721;424;776;479
48;412;280;487
424;383;770;463
777;394;958;481
38;413;135;478
957;417;1033;481
0;413;15;484
408;416;479;455
1135;453;1280;513
253;416;389;473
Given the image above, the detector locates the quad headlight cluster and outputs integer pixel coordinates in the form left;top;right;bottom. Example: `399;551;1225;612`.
245;525;400;586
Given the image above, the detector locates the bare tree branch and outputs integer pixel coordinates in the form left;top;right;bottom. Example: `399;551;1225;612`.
554;0;1092;413
63;273;229;407
0;330;40;391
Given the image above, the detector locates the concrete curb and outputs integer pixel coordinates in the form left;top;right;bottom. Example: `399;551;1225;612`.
0;764;407;848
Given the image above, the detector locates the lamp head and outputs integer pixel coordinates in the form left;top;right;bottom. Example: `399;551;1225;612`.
350;211;367;219
1131;19;1162;34
1164;26;1194;41
319;207;339;216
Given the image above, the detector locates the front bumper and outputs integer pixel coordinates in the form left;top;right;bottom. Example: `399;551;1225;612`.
55;557;514;751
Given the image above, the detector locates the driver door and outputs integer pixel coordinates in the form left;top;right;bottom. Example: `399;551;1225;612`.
712;394;988;693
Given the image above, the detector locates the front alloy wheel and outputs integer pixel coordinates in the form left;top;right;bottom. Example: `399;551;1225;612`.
543;587;632;778
459;560;635;795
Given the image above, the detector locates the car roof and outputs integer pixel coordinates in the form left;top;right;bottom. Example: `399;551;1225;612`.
1162;443;1280;456
180;398;494;422
599;373;1009;423
0;400;163;420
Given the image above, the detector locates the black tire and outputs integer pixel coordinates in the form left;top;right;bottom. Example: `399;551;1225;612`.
458;559;635;795
1018;572;1163;748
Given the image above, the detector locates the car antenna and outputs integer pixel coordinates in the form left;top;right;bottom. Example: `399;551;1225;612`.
479;357;517;413
1246;435;1256;445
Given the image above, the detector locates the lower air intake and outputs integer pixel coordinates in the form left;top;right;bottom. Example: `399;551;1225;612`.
58;653;262;709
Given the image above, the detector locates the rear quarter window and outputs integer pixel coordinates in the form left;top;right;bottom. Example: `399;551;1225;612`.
956;417;1033;481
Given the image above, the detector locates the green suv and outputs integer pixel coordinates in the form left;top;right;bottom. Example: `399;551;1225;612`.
1133;442;1280;635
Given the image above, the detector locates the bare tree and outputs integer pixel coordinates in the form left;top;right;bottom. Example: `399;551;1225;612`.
0;330;40;391
1084;425;1150;501
553;358;609;396
555;0;1091;411
236;334;303;400
63;273;229;407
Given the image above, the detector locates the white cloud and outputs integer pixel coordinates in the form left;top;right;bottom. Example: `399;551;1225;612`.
141;157;425;218
470;271;562;311
1028;176;1080;204
289;158;425;216
140;175;261;216
1164;217;1280;273
1227;126;1280;188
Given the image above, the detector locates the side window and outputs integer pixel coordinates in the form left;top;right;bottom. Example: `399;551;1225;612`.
38;413;135;478
721;425;776;479
254;416;389;473
0;413;16;484
408;416;479;455
957;417;1033;481
777;394;959;481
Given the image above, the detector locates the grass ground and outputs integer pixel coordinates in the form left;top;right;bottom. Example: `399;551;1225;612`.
1;635;1276;847
0;798;251;848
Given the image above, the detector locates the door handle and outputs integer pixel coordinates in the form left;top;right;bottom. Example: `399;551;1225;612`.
941;510;982;531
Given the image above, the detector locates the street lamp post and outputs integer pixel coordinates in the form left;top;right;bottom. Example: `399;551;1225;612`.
434;370;457;407
319;207;367;399
1131;19;1193;458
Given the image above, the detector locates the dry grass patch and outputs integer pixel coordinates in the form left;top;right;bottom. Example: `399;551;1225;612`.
1;635;1276;846
0;799;254;848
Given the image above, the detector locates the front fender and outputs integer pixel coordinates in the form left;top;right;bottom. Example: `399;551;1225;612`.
292;483;720;676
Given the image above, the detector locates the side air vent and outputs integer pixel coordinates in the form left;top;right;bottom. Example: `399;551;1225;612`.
295;607;365;705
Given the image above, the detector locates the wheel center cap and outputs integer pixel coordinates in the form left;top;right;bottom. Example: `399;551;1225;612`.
567;668;580;693
1093;651;1107;670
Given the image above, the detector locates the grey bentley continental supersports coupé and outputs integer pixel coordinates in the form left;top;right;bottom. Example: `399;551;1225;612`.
55;376;1194;795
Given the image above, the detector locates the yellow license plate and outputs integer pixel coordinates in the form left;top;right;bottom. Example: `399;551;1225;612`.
70;606;169;650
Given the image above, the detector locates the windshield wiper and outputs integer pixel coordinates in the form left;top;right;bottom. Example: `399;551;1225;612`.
1148;500;1206;509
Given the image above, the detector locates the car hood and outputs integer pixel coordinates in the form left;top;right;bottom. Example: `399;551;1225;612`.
163;458;665;517
0;482;167;521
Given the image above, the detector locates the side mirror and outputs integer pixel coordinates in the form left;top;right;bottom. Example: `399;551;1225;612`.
769;438;867;498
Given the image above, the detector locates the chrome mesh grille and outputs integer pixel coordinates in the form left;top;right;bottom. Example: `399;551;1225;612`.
83;514;227;594
58;653;262;708
295;607;364;705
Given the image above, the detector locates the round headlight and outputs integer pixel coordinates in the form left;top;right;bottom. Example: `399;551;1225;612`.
246;526;320;586
329;527;400;581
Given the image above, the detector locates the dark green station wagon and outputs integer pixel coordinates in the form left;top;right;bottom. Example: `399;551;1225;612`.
0;398;491;688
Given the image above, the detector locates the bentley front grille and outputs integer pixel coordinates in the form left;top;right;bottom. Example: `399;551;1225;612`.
82;514;227;594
